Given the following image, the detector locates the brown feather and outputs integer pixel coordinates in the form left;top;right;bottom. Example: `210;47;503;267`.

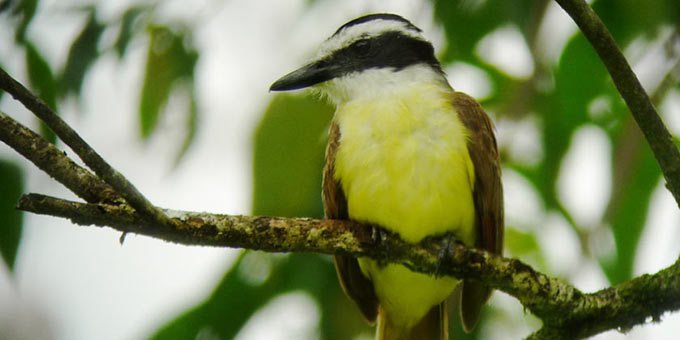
324;120;379;322
408;302;449;340
452;91;504;332
377;303;448;340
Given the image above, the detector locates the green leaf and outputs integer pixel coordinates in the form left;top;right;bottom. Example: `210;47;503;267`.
150;252;274;340
0;160;24;271
59;8;104;97
600;105;661;283
139;25;198;139
25;41;58;143
151;252;365;340
594;0;680;43
433;0;541;64
11;0;38;43
252;94;333;218
253;94;372;338
114;6;147;58
153;94;354;340
434;0;505;63
605;150;658;284
433;0;545;124
172;87;198;166
538;34;609;209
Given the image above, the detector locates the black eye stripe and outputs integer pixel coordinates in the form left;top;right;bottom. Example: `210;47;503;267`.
348;39;372;57
327;31;441;75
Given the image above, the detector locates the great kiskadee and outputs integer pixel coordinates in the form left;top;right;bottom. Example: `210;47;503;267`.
270;13;503;340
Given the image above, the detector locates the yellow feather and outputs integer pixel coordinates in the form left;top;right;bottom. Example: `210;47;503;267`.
333;82;476;330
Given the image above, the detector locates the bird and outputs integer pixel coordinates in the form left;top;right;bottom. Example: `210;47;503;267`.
270;13;503;340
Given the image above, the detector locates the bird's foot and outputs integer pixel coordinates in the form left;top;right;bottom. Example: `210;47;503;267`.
370;224;391;267
435;233;457;278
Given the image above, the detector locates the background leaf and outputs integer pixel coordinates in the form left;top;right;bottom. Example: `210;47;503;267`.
536;35;609;209
151;252;367;340
25;41;57;143
139;25;198;140
434;0;506;63
173;88;198;165
594;0;680;43
0;159;24;271
153;94;370;340
58;7;104;97
11;0;37;43
114;6;148;58
600;114;661;283
252;94;333;218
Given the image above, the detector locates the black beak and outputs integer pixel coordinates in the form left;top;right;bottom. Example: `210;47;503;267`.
269;59;341;91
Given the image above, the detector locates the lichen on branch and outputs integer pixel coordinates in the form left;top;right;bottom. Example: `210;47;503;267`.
16;193;680;339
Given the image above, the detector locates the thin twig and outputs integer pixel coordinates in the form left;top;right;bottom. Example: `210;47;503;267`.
0;111;119;203
554;0;680;208
0;67;174;226
17;193;680;339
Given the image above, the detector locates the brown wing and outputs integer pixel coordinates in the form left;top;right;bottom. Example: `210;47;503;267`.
452;92;504;331
324;120;379;323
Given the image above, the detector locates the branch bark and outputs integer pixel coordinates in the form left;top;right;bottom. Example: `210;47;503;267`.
0;68;174;226
0;111;119;203
16;193;680;340
555;0;680;208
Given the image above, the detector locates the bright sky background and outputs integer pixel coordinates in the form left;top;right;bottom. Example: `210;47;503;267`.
0;1;679;340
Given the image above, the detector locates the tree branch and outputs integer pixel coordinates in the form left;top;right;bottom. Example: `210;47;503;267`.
525;257;680;339
554;0;680;208
0;67;173;226
17;193;680;339
0;111;119;203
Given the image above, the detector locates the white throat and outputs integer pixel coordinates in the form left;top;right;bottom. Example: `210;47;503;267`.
317;64;451;104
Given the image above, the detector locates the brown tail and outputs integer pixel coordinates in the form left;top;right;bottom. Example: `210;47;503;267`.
459;280;491;332
377;303;448;340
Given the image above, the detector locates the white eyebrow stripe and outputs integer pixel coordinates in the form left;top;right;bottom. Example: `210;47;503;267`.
316;19;426;59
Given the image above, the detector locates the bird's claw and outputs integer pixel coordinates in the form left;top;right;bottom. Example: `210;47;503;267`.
435;233;457;278
371;225;390;267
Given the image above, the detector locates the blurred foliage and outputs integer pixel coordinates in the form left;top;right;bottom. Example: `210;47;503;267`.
59;7;104;97
252;94;333;218
0;160;24;271
152;95;372;340
0;0;679;339
10;0;37;44
139;24;198;161
25;41;57;142
151;252;370;340
114;6;148;58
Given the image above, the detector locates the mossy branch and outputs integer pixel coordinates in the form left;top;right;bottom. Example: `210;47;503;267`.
15;193;680;340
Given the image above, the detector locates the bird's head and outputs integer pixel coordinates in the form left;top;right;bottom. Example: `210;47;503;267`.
270;13;447;103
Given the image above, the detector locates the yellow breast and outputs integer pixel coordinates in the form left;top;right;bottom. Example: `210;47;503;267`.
333;84;476;244
333;83;477;329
